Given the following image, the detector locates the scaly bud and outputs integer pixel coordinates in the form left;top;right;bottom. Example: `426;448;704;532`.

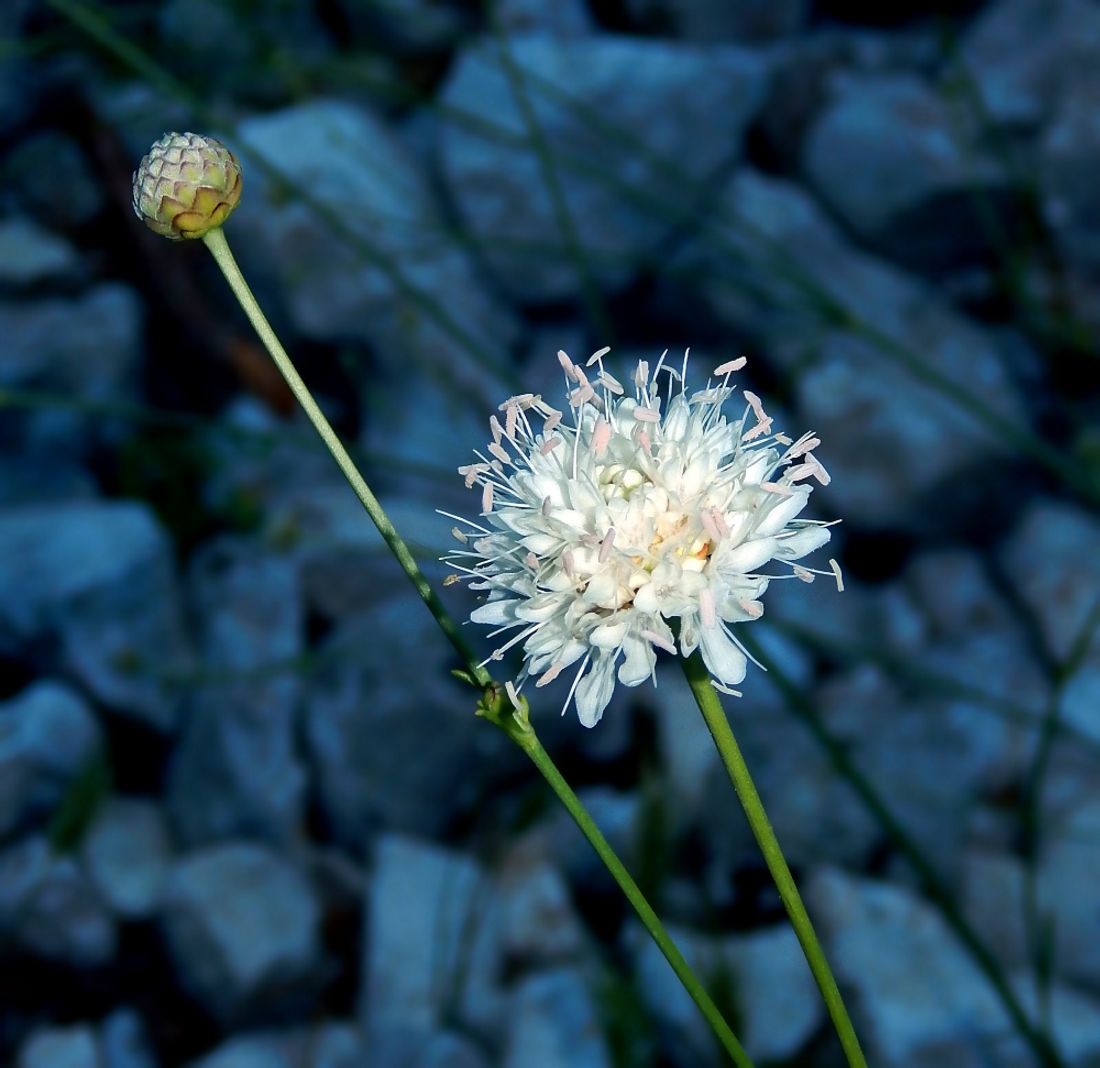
132;132;242;240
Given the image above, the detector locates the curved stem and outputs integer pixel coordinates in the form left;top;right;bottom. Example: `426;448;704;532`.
201;226;490;687
477;687;754;1068
678;650;868;1068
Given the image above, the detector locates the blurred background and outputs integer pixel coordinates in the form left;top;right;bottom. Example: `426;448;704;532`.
2;0;1100;1065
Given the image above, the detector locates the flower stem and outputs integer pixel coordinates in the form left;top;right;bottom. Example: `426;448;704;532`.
201;226;490;687
678;650;867;1068
476;686;755;1068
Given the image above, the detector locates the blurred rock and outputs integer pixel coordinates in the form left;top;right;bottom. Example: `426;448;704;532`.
231;100;517;404
542;787;641;893
161;841;323;1024
188;1023;365;1068
0;679;102;837
81;797;173;919
2;130;105;230
361;834;492;1034
1041;73;1100;279
496;0;594;36
961;850;1028;971
99;1009;156;1068
305;591;518;847
683;169;1027;528
631;921;821;1064
342;0;467;52
0;501;192;730
167;538;307;847
0;456;98;507
962;0;1100;130
0;284;142;460
804;72;1011;273
0;216;82;287
366;1029;489;1068
625;0;807;42
439;35;768;303
502;968;610;1068
1001;500;1100;744
807;866;1100;1066
0;0;35;138
0;835;116;966
18;1025;102;1068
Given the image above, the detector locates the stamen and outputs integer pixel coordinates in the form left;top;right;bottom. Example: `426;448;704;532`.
714;357;747;376
792;565;814;583
452;528;469;544
540;436;563;455
488;442;510;464
633;406;661;423
634;360;650;389
739;598;764;618
599;528;616;563
505;680;523;711
587;345;612;366
641;629;676;655
829;558;845;592
489;415;504;444
543;409;563;433
526;552;538;570
542;495;552;517
761;481;795;495
505;403;518;441
592;417;611;456
482;483;494;513
557;350;578;381
562;550;575;579
536;661;566;687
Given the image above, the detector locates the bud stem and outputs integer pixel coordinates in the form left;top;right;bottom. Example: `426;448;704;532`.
200;226;490;687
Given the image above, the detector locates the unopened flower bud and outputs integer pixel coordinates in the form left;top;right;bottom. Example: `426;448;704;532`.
132;132;242;240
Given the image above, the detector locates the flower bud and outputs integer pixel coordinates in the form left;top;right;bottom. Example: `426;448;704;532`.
132;132;242;240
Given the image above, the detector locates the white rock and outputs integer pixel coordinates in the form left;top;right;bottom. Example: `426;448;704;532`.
502;968;611;1068
167;538;306;847
362;834;489;1033
81;798;173;919
231;100;517;403
0;680;102;836
0;501;192;730
497;842;585;965
18;1025;102;1068
439;34;768;303
804;72;1007;271
0;835;115;965
161;841;322;1023
682;169;1027;527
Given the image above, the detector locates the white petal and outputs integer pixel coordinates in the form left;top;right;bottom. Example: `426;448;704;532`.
755;487;810;536
618;636;656;686
470;600;515;626
699;625;748;686
575;653;617;727
775;526;831;560
721;537;779;573
591;620;630;649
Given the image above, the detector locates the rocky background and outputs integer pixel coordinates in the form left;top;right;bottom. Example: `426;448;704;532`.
3;0;1100;1065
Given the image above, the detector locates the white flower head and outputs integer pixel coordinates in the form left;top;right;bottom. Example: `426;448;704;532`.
444;349;838;728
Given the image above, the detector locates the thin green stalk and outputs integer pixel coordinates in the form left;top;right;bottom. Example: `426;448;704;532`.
201;226;490;687
678;650;868;1068
476;686;754;1068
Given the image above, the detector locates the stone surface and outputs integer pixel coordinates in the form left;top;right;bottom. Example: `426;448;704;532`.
305;591;518;847
496;0;594;35
81;797;173;919
3;129;106;230
0;501;192;730
804;72;1010;273
364;1029;489;1068
0;679;102;837
361;834;490;1033
439;34;768;303
99;1009;156;1068
161;841;322;1023
18;1025;102;1068
501;968;611;1068
231;99;517;403
626;0;807;42
167;538;307;847
0;835;116;966
0;216;81;286
188;1023;367;1068
682;169;1027;528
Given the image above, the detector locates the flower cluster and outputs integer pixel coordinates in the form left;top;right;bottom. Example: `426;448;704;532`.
446;350;839;727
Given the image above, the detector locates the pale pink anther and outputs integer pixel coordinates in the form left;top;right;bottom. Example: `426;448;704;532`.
557;350;578;380
641;629;676;655
526;552;538;570
482;482;494;513
540;436;562;455
599;528;616;563
787;433;820;459
569;384;595;407
452;527;469;544
543;410;562;433
592;417;612;457
634;361;649;389
505;404;518;441
713;357;747;376
761;481;795;495
829;558;845;592
536;661;566;687
633;406;661;423
700;587;717;628
587;346;612;366
636;429;652;454
562;550;574;579
598;371;624;395
701;508;722;543
488;442;510;464
739;598;764;618
505;680;523;710
793;565;814;583
489;415;503;444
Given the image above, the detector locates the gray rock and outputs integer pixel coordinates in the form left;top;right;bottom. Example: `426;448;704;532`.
626;0;807;42
161;841;322;1023
807;866;1100;1066
0;835;116;966
366;1029;489;1068
0;216;82;286
0;501;192;730
99;1009;157;1068
230;100;517;404
961;850;1028;971
346;0;467;52
189;1036;290;1068
0;284;142;458
630;921;821;1064
682;169;1028;527
803;72;1010;272
167;538;306;847
439;34;768;303
495;0;594;36
1041;72;1100;279
3;130;106;230
361;834;490;1033
1001;500;1100;744
305;591;518;847
501;968;611;1068
0;679;102;837
188;1023;366;1068
18;1025;102;1068
81;798;173;919
0;456;98;507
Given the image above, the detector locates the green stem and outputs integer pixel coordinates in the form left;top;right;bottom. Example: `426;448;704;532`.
678;650;868;1068
201;226;490;687
477;687;754;1068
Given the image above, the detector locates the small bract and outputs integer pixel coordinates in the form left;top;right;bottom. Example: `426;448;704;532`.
446;349;839;727
132;132;242;240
